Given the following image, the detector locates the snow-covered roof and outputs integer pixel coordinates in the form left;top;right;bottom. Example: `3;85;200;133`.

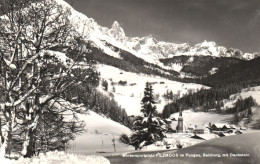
191;134;218;140
235;130;243;134
212;123;230;128
165;118;172;122
230;124;237;129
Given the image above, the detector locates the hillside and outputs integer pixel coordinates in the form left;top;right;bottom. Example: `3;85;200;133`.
97;65;207;115
221;86;260;129
223;86;260;109
204;57;260;87
162;83;260;120
167;86;260;130
170;110;233;126
160;56;243;77
67;110;132;154
84;43;180;78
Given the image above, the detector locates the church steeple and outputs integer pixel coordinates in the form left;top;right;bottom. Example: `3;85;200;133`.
179;108;182;117
177;107;184;133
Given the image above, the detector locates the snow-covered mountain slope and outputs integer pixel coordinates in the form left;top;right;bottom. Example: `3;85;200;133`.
55;0;260;68
160;56;243;77
168;87;260;131
222;86;260;109
221;86;260;130
205;57;260;85
42;98;132;153
68;110;132;153
171;86;260;130
97;64;207;116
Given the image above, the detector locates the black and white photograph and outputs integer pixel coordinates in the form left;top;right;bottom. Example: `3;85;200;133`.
0;0;260;163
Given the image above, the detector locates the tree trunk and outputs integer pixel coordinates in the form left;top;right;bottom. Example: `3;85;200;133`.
22;110;39;158
0;119;13;158
23;128;36;158
0;117;3;144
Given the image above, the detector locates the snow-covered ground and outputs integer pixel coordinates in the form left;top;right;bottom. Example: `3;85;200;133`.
169;86;260;131
169;86;260;127
170;110;233;126
136;132;260;164
0;151;110;164
67;111;132;154
223;86;260;109
143;133;208;151
225;86;260;129
97;64;207;115
239;86;260;104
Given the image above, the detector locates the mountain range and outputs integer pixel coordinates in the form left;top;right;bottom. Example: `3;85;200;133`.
54;0;260;79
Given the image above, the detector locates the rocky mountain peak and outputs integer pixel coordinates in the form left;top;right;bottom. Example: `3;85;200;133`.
109;21;126;39
111;21;121;29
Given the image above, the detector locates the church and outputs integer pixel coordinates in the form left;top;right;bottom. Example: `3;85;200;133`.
164;109;186;133
176;108;185;133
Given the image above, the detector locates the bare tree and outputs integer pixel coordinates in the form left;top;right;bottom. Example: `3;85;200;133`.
0;0;97;158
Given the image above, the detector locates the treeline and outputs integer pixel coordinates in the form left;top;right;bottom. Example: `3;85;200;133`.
84;43;196;84
202;57;260;87
160;56;242;77
64;82;132;128
231;96;256;123
161;57;260;118
227;96;256;113
162;84;254;118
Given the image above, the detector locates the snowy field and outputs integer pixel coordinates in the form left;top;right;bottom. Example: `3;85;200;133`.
67;111;133;154
169;86;260;126
0;110;130;163
170;110;233;126
97;64;207;115
239;86;260;104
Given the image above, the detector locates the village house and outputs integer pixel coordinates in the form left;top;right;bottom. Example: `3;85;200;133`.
194;125;210;134
211;123;232;132
186;124;195;133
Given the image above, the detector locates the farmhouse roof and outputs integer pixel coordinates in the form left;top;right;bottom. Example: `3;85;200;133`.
191;134;219;140
212;123;231;128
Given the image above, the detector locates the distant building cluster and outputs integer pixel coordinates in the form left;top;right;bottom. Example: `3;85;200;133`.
162;109;245;138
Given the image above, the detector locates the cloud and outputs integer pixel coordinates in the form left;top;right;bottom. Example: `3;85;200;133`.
230;2;251;10
248;10;260;28
216;0;259;10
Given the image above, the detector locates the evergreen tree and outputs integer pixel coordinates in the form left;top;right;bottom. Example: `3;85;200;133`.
248;107;252;116
141;82;156;117
119;83;165;149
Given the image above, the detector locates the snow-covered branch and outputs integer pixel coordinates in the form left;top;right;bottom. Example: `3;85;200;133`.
5;86;36;107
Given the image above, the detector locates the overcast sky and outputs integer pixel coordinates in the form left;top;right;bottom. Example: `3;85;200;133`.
65;0;260;53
